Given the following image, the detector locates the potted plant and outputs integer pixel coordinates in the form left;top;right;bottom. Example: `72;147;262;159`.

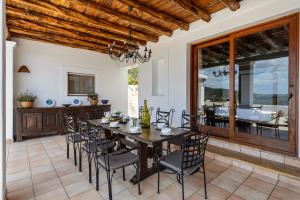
87;92;99;106
16;90;37;108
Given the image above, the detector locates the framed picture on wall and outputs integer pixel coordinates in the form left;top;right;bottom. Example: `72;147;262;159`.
67;72;95;96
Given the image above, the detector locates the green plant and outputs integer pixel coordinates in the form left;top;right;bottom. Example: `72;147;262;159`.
87;92;99;100
128;68;138;85
16;90;37;102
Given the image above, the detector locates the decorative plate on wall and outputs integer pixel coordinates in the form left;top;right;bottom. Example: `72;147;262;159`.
72;98;82;106
45;99;55;107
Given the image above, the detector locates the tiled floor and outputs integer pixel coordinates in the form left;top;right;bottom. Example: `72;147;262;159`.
6;135;300;200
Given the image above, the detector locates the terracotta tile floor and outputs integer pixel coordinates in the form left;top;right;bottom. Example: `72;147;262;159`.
6;135;300;200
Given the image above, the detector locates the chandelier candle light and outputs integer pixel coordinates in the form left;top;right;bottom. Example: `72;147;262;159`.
108;6;152;63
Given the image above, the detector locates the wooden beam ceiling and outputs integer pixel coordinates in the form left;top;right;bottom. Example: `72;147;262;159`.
9;27;112;53
6;0;242;54
6;6;147;45
170;0;211;22
46;0;173;37
219;0;240;11
7;0;158;42
116;0;189;31
7;18;126;50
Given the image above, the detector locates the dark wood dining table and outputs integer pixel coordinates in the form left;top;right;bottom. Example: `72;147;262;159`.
87;119;189;184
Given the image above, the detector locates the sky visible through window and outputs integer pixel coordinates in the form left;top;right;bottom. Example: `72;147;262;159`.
201;57;289;105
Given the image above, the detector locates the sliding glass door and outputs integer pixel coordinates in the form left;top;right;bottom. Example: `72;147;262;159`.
191;14;298;154
196;39;230;138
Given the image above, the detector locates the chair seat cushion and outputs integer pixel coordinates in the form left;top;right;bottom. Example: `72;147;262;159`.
160;151;202;175
82;140;115;153
97;150;138;170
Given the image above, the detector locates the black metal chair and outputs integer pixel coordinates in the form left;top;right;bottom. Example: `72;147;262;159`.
87;110;101;120
256;110;285;138
63;114;83;166
154;107;175;127
78;120;116;183
157;131;209;200
167;110;192;153
95;131;141;200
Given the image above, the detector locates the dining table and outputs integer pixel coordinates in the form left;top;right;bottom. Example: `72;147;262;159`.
87;119;190;184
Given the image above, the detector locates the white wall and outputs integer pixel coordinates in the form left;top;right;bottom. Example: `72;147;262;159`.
134;0;300;155
13;38;127;114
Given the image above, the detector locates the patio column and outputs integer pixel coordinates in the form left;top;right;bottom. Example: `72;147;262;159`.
0;0;6;198
6;41;16;141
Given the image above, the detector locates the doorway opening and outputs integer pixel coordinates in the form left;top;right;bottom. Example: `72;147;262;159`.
128;67;139;118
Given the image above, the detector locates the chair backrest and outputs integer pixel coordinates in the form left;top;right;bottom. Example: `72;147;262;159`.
64;114;76;134
87;110;100;120
275;110;284;125
155;107;175;127
181;110;190;129
181;131;209;170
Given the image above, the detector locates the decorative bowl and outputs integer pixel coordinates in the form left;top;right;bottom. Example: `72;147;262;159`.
101;100;109;105
72;98;82;106
62;103;71;107
46;99;55;107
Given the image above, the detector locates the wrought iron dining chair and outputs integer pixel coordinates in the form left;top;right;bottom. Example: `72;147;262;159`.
87;110;101;120
95;132;141;200
167;110;199;153
78;120;116;183
154;107;175;127
157;131;209;200
63;114;83;166
256;110;285;138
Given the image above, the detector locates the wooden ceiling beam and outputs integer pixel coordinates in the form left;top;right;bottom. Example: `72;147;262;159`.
6;6;147;45
219;0;240;11
170;0;211;22
11;33;107;53
7;0;158;42
47;0;172;37
5;24;11;40
116;0;189;31
7;18;126;50
8;26;110;52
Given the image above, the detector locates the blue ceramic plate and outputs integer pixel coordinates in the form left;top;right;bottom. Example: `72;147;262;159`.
72;98;82;106
46;99;55;107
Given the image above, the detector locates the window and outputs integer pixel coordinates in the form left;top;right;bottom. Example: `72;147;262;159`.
67;73;95;96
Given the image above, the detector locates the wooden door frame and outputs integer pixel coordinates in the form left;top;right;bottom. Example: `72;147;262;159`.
190;13;299;155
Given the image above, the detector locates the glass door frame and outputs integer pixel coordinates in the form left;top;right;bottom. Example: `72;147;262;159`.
190;13;299;155
191;37;231;138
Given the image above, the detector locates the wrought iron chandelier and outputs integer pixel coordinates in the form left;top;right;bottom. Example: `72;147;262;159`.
212;65;237;78
108;6;152;63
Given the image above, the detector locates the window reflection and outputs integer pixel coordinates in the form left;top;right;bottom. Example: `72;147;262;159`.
198;42;230;130
234;25;289;141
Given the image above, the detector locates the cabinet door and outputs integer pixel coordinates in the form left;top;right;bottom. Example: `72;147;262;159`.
22;113;43;133
43;111;60;133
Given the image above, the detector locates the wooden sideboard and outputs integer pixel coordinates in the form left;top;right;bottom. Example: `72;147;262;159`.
15;105;111;142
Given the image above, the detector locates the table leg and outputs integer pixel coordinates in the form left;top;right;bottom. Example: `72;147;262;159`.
130;142;162;184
